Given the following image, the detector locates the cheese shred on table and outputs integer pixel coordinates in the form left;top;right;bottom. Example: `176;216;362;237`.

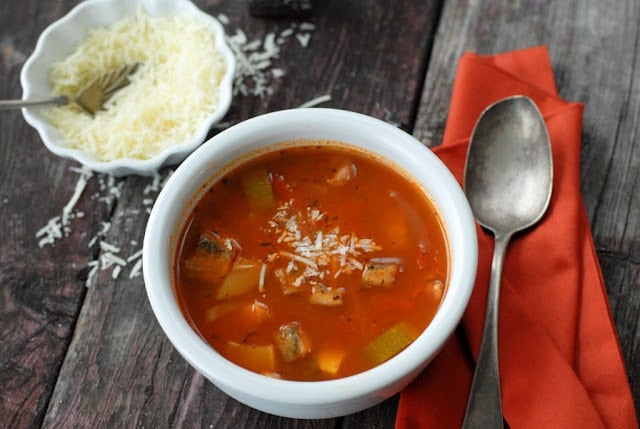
45;12;226;162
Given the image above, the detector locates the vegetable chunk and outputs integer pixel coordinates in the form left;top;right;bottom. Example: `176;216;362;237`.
361;261;400;288
309;285;345;306
274;322;311;362
226;341;275;373
182;232;240;284
316;348;345;374
216;258;263;299
241;166;276;212
363;322;417;365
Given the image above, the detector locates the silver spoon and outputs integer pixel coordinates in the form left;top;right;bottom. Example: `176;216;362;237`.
462;95;553;428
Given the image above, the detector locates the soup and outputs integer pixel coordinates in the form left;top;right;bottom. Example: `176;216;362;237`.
173;142;449;381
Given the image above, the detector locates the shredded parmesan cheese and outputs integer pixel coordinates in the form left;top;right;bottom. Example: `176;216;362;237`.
223;21;315;97
267;201;381;285
295;33;311;47
298;94;331;108
37;167;171;285
259;263;267;292
36;166;93;247
45;11;227;162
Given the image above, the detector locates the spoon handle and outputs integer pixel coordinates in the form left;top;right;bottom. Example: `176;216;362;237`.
0;96;67;111
462;231;511;429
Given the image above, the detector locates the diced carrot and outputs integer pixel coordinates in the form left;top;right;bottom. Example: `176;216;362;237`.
316;348;345;374
225;341;275;373
363;322;418;365
216;258;262;299
241;166;276;212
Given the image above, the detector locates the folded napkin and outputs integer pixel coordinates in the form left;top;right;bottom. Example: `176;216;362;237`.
395;46;638;429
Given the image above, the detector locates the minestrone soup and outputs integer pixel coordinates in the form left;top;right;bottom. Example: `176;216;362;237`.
174;142;449;381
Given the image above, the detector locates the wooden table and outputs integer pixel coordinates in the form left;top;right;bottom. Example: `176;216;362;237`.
1;0;638;427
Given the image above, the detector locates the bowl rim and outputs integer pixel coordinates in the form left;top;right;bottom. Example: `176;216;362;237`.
19;0;236;177
143;108;478;408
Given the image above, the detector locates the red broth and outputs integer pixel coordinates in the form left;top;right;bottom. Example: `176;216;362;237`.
174;143;448;381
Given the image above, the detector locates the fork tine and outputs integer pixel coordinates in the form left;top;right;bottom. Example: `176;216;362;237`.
74;63;140;114
102;63;140;96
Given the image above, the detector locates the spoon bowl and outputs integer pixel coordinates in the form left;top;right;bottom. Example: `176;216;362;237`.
462;95;553;428
464;97;553;235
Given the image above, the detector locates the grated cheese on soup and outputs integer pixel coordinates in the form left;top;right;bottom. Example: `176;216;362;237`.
45;12;227;162
266;200;382;287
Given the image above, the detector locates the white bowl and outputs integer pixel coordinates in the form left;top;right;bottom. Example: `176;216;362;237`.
143;108;478;418
20;0;235;177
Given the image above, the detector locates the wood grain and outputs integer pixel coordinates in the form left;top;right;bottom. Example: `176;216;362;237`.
1;0;639;426
0;2;120;427
0;0;442;427
415;0;640;417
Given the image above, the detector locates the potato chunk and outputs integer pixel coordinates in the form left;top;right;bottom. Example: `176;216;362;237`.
226;341;275;374
216;258;262;299
274;322;311;362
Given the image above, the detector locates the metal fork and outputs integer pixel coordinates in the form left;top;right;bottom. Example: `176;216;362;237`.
1;63;140;115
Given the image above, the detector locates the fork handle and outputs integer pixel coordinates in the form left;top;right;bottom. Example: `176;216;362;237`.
0;96;67;111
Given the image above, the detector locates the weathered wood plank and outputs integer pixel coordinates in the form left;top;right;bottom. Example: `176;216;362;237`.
0;1;122;427
414;0;640;416
7;0;636;426
34;0;442;427
342;395;399;429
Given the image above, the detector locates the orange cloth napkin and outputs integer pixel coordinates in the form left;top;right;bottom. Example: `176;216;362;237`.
395;46;638;429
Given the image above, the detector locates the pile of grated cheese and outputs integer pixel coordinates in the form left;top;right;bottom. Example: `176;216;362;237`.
266;200;382;287
45;11;226;162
